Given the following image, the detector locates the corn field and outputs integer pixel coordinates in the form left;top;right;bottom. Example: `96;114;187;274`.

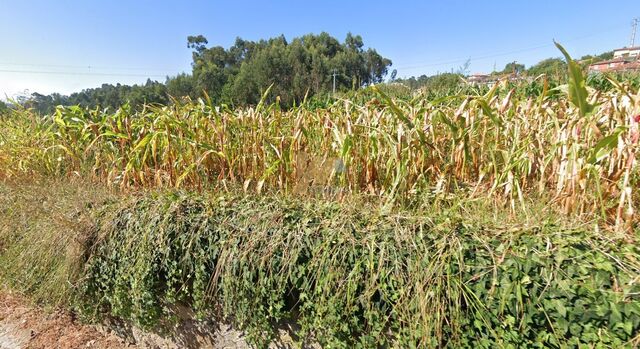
1;70;639;231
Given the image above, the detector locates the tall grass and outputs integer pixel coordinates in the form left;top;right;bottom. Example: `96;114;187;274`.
0;179;114;304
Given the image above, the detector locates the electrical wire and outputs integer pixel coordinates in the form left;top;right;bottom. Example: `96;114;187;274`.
0;69;172;78
393;24;628;70
0;23;630;79
0;61;181;73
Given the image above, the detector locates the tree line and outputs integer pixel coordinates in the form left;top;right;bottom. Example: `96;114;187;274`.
8;37;618;115
18;32;392;114
394;51;614;91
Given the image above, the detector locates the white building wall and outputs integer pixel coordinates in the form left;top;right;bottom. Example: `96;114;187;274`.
613;48;640;59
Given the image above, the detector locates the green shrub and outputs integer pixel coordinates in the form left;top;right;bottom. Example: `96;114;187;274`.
78;191;640;348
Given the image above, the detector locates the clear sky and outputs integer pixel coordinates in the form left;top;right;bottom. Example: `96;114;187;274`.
1;0;638;98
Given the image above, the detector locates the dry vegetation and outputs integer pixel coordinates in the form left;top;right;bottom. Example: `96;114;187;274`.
0;46;639;347
1;70;638;230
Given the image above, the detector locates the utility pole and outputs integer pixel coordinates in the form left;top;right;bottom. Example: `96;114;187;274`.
332;69;337;95
631;18;639;47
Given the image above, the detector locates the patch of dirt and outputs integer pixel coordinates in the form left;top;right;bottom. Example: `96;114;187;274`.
0;291;315;349
0;292;133;349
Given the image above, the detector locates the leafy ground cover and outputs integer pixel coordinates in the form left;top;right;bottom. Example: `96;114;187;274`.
0;46;639;347
1;181;639;347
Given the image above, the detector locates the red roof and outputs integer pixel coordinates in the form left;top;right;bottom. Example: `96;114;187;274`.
589;60;640;71
590;57;635;65
613;46;640;51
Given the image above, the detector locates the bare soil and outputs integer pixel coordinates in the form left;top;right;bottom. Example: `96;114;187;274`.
0;291;309;349
0;292;132;349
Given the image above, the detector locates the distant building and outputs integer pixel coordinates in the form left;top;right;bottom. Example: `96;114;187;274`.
588;57;640;73
466;72;525;86
467;74;491;84
588;46;640;73
613;46;640;59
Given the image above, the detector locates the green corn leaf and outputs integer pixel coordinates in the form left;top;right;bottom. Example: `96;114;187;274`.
372;85;430;149
132;133;152;153
474;98;502;127
372;85;414;128
587;126;626;164
554;41;594;117
256;84;274;113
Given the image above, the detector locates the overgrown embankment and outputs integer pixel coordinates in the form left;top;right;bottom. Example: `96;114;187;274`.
1;48;639;347
1;181;639;348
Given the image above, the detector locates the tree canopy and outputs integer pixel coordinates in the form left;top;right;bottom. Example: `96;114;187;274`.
24;80;169;114
579;51;614;64
502;62;525;74
15;37;623;114
189;32;392;106
22;32;392;114
527;58;567;79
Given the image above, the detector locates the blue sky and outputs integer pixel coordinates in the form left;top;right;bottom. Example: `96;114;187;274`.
0;0;638;98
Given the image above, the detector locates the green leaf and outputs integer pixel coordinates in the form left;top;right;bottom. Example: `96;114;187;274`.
610;302;623;324
474;98;503;127
554;41;594;117
132;133;152;153
372;85;414;128
587;126;626;164
256;83;274;112
554;299;567;318
372;85;429;149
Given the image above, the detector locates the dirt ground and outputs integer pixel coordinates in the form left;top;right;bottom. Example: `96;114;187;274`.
0;291;309;349
0;292;133;349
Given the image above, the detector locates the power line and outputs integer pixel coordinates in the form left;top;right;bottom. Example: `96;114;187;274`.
394;43;550;70
393;24;627;70
631;18;639;47
0;22;631;82
0;69;170;78
0;61;182;73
